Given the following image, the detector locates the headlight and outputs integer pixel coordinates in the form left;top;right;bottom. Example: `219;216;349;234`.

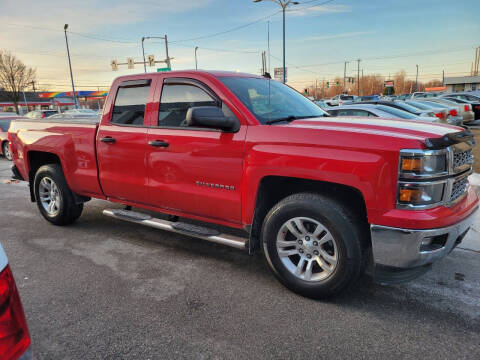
398;183;445;207
399;151;447;178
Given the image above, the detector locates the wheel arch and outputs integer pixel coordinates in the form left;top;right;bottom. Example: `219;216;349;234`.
248;176;370;254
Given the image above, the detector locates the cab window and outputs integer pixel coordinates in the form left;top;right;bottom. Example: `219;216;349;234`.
111;83;150;126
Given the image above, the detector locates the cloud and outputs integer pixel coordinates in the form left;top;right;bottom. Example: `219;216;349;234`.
299;31;376;42
287;4;351;17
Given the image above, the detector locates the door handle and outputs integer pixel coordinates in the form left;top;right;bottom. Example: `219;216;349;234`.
100;137;116;144
148;140;169;148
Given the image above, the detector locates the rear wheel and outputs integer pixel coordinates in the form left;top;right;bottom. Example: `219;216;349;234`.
262;193;364;298
2;141;12;161
34;164;83;225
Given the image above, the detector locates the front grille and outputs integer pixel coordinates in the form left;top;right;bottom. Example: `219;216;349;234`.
450;177;468;203
453;149;473;170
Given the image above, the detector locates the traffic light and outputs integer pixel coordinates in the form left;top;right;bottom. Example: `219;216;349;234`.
127;57;134;69
111;60;118;71
326;82;329;88
336;81;339;86
304;88;308;95
148;55;155;67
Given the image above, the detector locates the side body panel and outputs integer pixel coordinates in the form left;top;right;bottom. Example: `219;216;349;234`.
8;120;102;197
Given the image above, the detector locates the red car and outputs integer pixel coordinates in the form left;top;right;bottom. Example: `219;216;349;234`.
8;71;479;298
0;244;32;360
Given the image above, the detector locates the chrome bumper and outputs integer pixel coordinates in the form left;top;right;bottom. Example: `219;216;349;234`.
370;206;478;268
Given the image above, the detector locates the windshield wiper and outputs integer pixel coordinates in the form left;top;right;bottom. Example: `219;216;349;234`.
265;114;324;125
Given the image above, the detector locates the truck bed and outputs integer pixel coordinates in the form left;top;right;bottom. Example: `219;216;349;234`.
8;119;103;197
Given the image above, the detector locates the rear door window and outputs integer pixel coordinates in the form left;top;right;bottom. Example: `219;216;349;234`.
111;82;151;126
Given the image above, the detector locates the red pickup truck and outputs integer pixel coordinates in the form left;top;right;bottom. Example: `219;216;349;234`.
8;71;479;298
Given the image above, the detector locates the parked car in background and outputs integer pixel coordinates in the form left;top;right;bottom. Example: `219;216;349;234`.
325;94;355;106
24;110;58;119
406;100;461;125
325;104;438;122
442;96;480;120
0;112;18;118
355;100;436;118
418;98;472;124
0;117;16;160
396;94;411;100
0;243;33;360
410;91;443;99
314;100;329;109
49;113;100;120
441;92;480;103
64;109;98;115
360;95;381;101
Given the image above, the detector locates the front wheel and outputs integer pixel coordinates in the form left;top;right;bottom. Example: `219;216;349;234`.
34;164;83;225
2;141;12;161
262;193;365;299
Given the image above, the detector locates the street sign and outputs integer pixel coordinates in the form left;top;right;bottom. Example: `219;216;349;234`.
384;80;394;88
148;55;155;67
127;58;134;69
274;67;287;82
157;67;171;72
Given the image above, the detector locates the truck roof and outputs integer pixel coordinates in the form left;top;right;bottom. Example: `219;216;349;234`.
112;70;264;83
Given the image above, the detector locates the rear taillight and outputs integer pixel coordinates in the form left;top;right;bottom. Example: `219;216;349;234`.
434;112;444;119
0;265;31;360
464;105;470;112
449;109;458;117
7;133;13;156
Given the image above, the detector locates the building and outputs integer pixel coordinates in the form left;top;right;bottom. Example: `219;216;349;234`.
0;90;54;113
443;76;480;92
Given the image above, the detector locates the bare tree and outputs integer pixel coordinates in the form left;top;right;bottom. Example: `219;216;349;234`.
0;50;37;114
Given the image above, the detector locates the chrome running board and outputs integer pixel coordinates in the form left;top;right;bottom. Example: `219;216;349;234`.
103;209;247;250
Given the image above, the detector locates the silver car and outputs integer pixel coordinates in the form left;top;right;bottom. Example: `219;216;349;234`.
325;104;439;122
406;100;462;126
418;97;475;124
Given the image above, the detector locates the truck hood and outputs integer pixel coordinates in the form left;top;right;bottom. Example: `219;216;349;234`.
288;116;463;143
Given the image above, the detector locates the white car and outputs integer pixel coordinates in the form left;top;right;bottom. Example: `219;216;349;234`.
326;94;355;106
0;244;33;359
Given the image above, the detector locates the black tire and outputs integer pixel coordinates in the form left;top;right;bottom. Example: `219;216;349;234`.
262;193;365;299
34;164;83;225
2;141;12;161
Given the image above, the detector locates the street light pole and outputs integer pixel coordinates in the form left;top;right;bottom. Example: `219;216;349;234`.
415;64;419;92
141;37;147;73
21;86;28;115
64;24;78;109
195;46;199;70
254;0;298;83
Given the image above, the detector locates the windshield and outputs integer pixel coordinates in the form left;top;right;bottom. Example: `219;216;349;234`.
376;105;417;119
220;77;328;124
418;100;447;109
393;102;422;113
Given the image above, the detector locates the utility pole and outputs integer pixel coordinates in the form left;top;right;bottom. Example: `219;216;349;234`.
64;24;78;109
357;59;360;96
315;79;318;100
141;37;147;73
267;20;271;73
442;69;444;84
322;78;325;98
195;46;199;70
21;86;28;115
343;61;348;93
141;35;172;73
415;64;419;92
361;69;364;96
254;0;299;83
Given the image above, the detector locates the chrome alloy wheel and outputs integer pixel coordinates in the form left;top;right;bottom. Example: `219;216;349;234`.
39;177;61;216
276;217;338;282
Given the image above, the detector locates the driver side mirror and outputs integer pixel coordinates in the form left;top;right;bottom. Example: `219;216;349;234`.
186;106;238;132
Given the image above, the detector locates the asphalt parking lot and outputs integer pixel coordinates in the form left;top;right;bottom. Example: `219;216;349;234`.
1;158;479;359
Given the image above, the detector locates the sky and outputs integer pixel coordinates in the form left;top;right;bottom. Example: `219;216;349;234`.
1;0;479;91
